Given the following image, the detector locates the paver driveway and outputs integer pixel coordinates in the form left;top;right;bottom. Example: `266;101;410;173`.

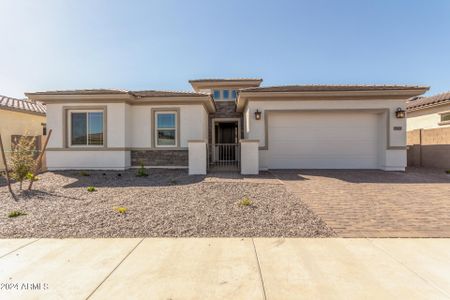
273;168;450;237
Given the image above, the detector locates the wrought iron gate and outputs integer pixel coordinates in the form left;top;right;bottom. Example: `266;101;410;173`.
207;144;240;172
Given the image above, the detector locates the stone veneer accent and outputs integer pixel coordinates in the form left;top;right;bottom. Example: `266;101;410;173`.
209;101;243;143
131;150;188;166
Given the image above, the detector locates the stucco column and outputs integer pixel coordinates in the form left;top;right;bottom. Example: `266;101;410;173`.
188;140;207;175
240;139;259;175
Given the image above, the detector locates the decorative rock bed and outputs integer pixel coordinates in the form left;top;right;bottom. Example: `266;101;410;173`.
0;170;335;238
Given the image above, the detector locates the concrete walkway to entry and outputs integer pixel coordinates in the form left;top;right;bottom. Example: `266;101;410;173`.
0;238;449;299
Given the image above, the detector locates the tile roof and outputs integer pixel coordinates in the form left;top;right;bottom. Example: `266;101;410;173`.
240;84;430;93
189;78;263;83
26;89;129;95
132;90;209;97
407;91;450;111
26;89;210;97
0;95;46;115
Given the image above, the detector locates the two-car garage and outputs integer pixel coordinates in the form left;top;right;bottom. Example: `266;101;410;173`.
266;111;381;169
237;85;429;171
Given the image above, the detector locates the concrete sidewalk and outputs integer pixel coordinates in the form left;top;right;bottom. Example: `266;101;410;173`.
0;238;449;299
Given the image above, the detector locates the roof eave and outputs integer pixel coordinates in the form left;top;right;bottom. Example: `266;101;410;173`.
236;88;430;112
26;92;216;113
407;100;450;112
25;93;135;103
189;80;263;92
0;105;46;116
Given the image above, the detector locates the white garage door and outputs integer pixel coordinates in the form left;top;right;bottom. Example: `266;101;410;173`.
267;111;380;169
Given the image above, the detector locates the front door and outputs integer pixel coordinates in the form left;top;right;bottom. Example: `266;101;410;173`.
216;122;237;144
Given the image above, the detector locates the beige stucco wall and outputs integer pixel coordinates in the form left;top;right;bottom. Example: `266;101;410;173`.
44;102;209;170
0;109;45;170
244;99;407;171
130;104;208;148
407;104;450;130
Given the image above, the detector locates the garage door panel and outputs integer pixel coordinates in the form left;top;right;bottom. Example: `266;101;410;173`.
270;125;378;141
269;157;378;169
270;141;378;156
267;111;380;169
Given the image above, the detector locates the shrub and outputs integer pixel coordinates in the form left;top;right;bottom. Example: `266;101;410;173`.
26;172;39;182
8;211;27;218
9;135;36;190
170;179;177;185
79;171;90;177
446;170;450;174
87;186;96;192
136;164;148;177
239;197;253;206
114;207;128;214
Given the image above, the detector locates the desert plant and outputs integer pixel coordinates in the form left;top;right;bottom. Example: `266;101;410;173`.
114;207;128;214
87;186;96;192
9;135;36;190
79;171;90;177
8;211;27;218
239;197;253;206
26;172;39;182
136;164;148;177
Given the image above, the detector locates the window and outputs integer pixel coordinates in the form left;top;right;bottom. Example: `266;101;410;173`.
156;112;176;146
213;90;221;99
223;90;229;99
441;113;450;123
42;123;47;136
231;90;237;99
69;111;104;146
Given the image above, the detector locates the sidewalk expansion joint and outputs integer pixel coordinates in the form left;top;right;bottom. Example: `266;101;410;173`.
366;238;450;299
252;238;267;300
0;238;41;260
85;238;145;300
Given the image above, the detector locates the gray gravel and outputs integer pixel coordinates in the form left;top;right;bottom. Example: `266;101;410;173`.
0;170;335;238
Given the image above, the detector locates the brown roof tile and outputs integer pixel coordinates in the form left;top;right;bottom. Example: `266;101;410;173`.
26;89;129;96
240;84;429;93
26;89;209;98
0;95;46;115
132;90;209;97
189;78;263;83
407;91;450;111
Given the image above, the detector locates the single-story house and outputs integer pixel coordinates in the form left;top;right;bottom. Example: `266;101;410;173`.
407;91;450;130
406;91;450;169
25;79;428;173
0;95;47;171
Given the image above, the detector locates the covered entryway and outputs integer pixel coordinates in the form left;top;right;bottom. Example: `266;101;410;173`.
267;111;380;169
208;119;240;171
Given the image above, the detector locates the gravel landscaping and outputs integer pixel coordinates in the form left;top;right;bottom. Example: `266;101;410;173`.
0;169;335;238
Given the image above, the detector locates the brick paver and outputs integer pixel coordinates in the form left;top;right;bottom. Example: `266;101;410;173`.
273;168;450;237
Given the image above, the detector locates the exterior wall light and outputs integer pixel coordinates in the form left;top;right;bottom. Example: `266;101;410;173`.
395;108;406;119
255;110;262;120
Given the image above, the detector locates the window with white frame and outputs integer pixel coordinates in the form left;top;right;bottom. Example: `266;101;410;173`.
222;89;229;99
155;112;177;147
212;89;236;101
69;111;104;146
213;90;221;100
440;112;450;123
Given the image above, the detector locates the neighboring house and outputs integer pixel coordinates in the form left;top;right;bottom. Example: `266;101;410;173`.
0;95;47;170
25;79;428;172
406;92;450;168
407;92;450;130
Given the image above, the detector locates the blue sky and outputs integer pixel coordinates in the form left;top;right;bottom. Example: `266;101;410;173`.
1;0;449;98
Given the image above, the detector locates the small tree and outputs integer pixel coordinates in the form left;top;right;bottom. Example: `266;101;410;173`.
9;135;36;190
